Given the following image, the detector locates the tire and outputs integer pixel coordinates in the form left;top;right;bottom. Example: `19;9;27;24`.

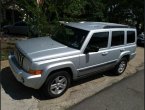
42;71;71;98
113;57;128;75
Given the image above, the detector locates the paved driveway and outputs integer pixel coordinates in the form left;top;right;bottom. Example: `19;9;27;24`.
1;47;144;110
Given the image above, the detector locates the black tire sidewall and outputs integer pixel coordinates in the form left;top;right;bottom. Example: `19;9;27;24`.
43;71;71;98
114;58;128;75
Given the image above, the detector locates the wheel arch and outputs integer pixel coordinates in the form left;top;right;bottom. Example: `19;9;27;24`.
46;67;74;81
40;61;78;88
122;55;130;62
118;51;131;63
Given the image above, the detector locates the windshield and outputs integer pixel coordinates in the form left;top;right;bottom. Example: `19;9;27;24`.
51;25;89;49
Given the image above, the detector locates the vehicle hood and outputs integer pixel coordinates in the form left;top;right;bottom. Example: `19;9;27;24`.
16;37;80;62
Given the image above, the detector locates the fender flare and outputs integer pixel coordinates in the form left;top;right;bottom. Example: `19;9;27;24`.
117;51;131;63
40;61;78;87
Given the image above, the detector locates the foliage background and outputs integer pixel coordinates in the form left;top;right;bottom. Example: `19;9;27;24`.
0;0;144;61
0;0;144;36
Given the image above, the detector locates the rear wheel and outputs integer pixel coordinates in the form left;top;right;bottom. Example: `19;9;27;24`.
42;71;71;98
113;57;128;75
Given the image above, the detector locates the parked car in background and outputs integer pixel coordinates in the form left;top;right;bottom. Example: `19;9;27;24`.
2;21;38;36
9;21;137;98
137;32;144;46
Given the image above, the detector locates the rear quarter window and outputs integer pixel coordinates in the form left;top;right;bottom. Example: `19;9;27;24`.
127;31;135;43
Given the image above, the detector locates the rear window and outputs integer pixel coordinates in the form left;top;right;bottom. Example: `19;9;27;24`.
127;31;135;43
111;31;124;46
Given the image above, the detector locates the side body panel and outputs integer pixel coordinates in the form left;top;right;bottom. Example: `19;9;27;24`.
78;28;136;77
31;54;80;88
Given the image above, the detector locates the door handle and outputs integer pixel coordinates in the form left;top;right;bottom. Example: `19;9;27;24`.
120;48;125;52
102;52;108;56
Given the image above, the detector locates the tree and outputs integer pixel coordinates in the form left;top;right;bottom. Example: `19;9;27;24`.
2;0;143;35
103;0;144;27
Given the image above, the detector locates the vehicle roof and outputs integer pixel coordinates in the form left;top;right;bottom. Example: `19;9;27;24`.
62;21;131;31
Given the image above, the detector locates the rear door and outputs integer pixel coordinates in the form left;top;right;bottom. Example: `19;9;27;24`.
107;29;126;64
78;30;113;76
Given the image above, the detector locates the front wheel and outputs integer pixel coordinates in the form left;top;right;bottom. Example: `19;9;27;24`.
42;71;71;98
113;57;128;75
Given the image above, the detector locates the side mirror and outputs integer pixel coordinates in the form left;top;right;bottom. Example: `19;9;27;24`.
84;45;99;54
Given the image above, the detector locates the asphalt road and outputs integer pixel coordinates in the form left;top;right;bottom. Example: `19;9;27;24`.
70;70;144;110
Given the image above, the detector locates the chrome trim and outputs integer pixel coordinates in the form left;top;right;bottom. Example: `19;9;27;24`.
15;47;25;67
8;54;42;89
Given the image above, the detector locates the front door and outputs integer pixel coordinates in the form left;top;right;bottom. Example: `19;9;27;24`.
78;31;116;76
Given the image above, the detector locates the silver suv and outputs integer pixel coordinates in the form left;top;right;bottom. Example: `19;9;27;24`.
9;22;137;98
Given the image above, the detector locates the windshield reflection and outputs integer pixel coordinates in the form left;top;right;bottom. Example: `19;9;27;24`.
51;25;89;49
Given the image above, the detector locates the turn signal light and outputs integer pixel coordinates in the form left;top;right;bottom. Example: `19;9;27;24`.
28;70;43;75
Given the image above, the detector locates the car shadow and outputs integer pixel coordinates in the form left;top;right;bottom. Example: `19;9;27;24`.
1;67;116;100
1;67;44;100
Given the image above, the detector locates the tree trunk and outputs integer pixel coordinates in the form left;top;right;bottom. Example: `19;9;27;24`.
0;1;2;28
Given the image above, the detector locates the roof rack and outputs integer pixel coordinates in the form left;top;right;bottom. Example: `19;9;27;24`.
104;25;129;29
59;21;132;31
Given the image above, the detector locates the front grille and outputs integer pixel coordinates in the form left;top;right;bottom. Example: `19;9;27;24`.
15;47;25;67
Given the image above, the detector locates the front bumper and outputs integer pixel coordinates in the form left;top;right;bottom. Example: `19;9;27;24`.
8;54;42;89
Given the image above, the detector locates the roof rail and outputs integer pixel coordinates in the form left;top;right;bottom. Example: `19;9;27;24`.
104;25;129;29
59;21;69;24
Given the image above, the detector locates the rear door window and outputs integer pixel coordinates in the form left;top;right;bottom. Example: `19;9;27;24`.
111;31;124;46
